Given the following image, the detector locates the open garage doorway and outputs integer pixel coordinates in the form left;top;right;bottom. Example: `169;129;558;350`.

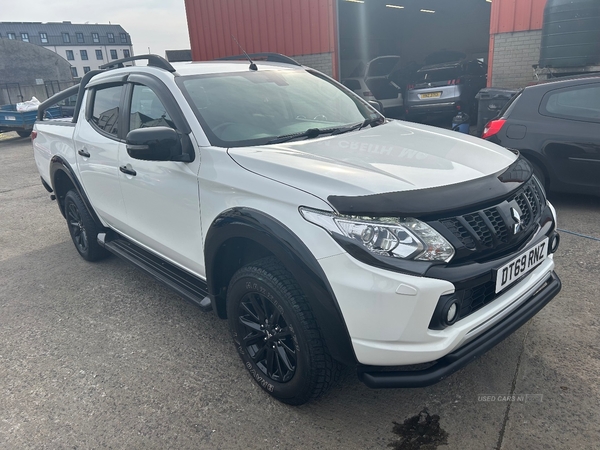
338;0;492;123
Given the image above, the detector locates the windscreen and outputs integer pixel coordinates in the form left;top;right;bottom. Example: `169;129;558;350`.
178;69;372;147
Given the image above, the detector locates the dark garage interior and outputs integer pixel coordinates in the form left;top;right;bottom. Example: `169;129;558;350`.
338;0;492;81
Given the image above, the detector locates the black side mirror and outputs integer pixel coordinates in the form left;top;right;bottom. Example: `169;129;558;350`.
125;126;186;161
368;100;384;114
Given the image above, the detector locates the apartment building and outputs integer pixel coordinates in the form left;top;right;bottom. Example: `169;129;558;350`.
0;21;134;78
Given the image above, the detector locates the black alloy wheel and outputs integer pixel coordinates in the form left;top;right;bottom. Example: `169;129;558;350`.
237;291;297;383
227;257;340;405
67;201;89;254
63;190;108;262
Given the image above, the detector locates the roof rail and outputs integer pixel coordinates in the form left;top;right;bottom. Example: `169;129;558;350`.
216;52;301;66
100;54;176;72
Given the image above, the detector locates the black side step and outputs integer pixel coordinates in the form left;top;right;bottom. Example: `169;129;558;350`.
98;232;212;312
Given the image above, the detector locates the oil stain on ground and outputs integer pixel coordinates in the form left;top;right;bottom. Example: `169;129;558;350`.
389;408;449;450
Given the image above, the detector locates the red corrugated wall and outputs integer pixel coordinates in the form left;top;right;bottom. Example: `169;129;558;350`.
184;0;337;68
487;0;547;85
490;0;547;34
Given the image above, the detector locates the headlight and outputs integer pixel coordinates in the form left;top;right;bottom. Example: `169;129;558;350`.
299;208;455;263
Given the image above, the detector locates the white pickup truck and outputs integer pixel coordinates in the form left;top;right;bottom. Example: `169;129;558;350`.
32;54;561;405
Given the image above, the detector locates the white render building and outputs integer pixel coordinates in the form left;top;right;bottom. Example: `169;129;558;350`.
0;22;134;79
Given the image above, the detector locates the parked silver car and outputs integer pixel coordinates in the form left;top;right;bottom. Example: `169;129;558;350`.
405;60;487;122
342;56;404;116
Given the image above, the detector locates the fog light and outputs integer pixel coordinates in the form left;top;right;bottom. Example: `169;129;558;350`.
429;294;461;330
549;232;560;254
446;302;458;323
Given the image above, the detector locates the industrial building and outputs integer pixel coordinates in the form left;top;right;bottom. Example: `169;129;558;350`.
184;0;600;89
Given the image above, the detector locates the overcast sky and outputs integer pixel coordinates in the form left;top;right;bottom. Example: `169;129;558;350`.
2;0;191;58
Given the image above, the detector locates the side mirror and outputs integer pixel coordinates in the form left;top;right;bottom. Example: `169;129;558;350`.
125;126;184;161
368;100;384;114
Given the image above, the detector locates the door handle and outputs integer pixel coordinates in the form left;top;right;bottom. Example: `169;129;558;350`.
119;165;137;176
78;149;90;158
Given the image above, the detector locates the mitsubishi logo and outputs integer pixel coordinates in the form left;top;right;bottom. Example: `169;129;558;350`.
511;207;523;234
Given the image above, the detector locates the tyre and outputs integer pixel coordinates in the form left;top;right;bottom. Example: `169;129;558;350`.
17;130;32;138
227;257;340;405
64;190;108;262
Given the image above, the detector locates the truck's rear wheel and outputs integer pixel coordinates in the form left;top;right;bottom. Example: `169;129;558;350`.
226;257;340;405
64;190;108;262
17;130;32;138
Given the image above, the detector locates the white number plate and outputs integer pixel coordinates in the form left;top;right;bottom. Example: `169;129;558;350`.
495;238;548;293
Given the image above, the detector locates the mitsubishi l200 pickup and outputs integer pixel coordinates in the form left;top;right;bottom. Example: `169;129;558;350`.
32;54;561;405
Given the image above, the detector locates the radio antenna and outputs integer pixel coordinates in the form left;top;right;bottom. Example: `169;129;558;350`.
231;35;257;71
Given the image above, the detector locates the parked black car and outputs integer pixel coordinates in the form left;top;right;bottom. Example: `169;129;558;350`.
404;60;487;123
482;75;600;196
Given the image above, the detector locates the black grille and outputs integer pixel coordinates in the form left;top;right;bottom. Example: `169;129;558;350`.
437;178;545;256
484;208;509;243
441;218;475;249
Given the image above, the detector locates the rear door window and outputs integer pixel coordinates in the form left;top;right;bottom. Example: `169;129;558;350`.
90;85;123;136
540;83;600;123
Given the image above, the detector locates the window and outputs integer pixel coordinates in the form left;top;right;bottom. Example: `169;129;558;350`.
123;49;130;58
110;49;118;59
66;50;74;60
467;60;487;76
343;80;361;91
83;66;91;74
21;33;29;42
179;70;372;147
62;33;70;43
92;33;99;43
541;84;600;123
95;49;103;60
7;33;16;40
120;33;127;43
40;32;48;44
71;67;78;78
80;50;88;60
130;85;175;131
91;85;123;136
107;32;115;43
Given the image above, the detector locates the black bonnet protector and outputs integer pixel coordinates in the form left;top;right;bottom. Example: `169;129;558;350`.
327;157;533;219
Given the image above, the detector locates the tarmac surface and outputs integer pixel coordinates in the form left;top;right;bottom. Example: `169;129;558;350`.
1;132;599;449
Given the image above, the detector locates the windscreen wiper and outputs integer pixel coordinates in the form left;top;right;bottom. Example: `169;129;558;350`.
331;116;384;136
265;117;384;145
266;127;333;145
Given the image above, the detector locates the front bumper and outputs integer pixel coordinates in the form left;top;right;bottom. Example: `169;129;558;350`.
319;246;557;366
358;271;560;388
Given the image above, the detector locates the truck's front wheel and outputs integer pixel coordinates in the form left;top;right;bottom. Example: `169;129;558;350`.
64;190;108;262
226;257;339;405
